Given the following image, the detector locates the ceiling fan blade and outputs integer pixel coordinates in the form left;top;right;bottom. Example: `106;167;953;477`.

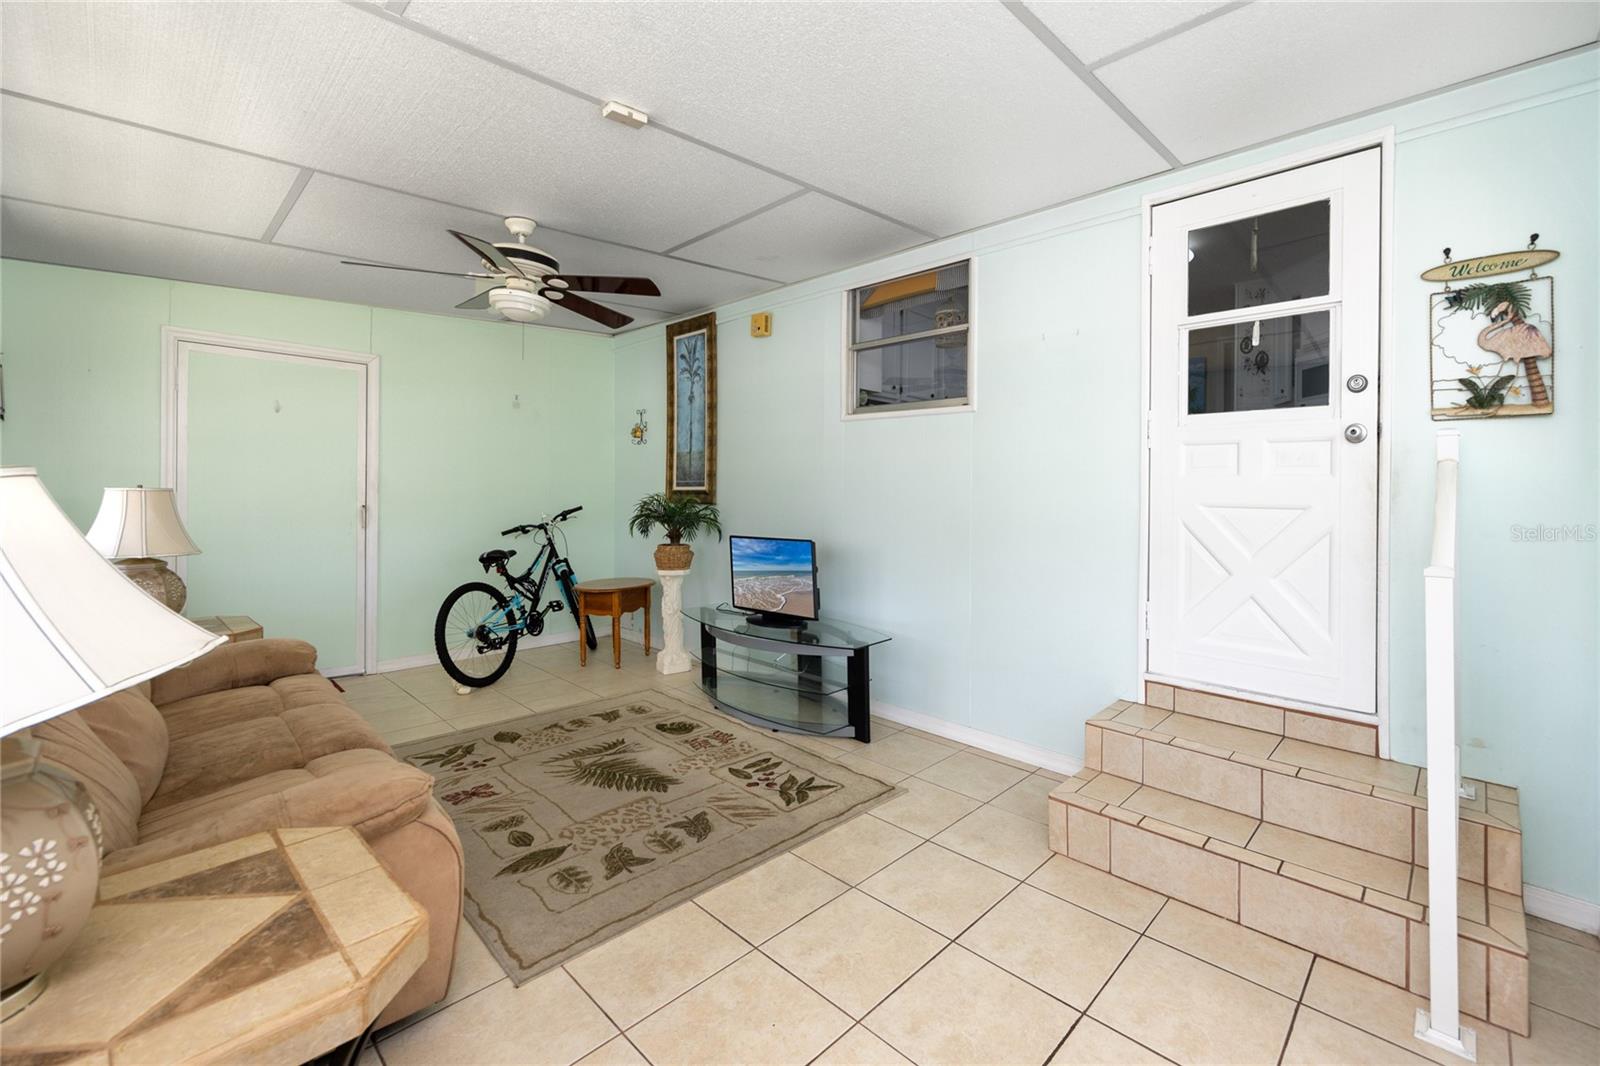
548;291;634;329
448;230;522;276
342;260;495;280
548;275;661;297
455;289;498;310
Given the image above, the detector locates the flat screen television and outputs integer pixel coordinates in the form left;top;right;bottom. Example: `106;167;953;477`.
730;535;819;626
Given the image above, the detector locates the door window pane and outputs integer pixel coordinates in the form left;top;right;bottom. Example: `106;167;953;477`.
1188;200;1329;316
1186;310;1331;414
854;336;968;410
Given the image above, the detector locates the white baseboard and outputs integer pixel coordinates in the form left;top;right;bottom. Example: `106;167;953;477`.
1523;884;1600;934
372;630;578;675
870;700;1083;777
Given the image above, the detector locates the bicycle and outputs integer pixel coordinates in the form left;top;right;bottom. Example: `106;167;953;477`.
433;506;599;687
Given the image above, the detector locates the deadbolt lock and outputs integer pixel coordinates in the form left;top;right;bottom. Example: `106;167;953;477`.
1344;423;1369;444
1347;374;1369;393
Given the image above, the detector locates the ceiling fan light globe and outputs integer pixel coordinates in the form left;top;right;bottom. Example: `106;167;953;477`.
488;287;551;323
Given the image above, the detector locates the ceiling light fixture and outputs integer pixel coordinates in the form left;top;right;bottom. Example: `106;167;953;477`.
601;101;649;129
488;279;551;323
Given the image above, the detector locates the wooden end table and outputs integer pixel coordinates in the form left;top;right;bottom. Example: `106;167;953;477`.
191;614;263;643
575;578;654;669
0;827;427;1065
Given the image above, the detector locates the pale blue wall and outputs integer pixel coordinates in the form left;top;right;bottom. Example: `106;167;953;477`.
612;52;1599;904
0;263;617;663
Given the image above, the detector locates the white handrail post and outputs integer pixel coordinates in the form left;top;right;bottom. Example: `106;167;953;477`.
1416;430;1476;1061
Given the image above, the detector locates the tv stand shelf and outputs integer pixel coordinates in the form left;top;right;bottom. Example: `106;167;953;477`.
684;607;890;742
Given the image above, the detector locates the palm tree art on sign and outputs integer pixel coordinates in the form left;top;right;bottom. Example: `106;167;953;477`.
1430;276;1555;419
664;312;717;500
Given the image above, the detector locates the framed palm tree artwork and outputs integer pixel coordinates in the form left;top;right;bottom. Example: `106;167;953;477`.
665;312;717;500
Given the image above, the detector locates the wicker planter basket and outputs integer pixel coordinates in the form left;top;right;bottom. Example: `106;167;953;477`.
654;543;694;571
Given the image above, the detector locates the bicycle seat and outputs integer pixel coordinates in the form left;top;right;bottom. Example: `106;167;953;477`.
479;548;516;570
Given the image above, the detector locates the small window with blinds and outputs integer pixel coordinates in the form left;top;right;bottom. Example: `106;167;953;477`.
846;261;971;415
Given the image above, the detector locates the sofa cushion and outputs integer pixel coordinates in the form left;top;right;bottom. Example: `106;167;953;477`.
160;686;286;741
281;704;390;762
106;751;436;874
76;690;169;806
150;639;318;706
147;701;389;811
271;673;344;710
33;712;143;852
137;769;315;840
149;717;307;810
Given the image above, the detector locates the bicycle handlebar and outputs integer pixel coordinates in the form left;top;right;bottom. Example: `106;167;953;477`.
501;506;582;537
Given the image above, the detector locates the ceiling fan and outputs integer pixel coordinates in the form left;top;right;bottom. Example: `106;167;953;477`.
342;217;660;329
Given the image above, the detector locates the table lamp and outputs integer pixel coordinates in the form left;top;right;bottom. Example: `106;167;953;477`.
0;468;223;1019
84;486;202;611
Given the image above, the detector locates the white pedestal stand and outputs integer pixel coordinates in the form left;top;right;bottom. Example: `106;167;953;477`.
654;568;693;675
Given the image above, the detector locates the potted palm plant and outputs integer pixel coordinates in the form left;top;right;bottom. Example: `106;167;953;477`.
629;493;722;571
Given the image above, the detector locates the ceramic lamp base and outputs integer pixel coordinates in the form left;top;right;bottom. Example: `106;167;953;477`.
114;557;187;612
0;736;103;1019
0;971;48;1022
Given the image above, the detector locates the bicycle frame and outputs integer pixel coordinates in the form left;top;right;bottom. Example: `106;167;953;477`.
476;530;575;644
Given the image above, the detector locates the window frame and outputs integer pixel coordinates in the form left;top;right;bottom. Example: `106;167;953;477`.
841;258;977;419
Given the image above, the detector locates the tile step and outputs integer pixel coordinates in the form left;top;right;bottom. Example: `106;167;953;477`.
1047;779;1532;1036
1085;701;1522;892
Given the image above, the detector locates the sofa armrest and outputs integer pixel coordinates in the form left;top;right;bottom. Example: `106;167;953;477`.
105;752;435;875
150;639;319;706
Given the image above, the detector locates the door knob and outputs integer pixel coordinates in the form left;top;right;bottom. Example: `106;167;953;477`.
1344;423;1368;443
1347;374;1369;393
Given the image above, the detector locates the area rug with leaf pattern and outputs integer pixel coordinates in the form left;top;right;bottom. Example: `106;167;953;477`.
394;689;897;983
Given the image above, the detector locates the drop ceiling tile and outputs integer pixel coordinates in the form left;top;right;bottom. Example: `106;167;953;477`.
671;193;924;284
1026;1;1231;65
0;95;301;238
273;173;768;314
0;199;626;334
1097;1;1600;162
0;1;797;251
406;0;1171;237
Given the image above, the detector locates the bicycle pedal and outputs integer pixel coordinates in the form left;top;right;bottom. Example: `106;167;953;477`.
547;600;565;613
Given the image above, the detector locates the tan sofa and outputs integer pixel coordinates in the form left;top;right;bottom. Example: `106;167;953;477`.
34;638;463;1026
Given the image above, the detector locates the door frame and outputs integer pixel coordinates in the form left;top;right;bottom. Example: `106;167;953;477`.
1135;128;1396;755
159;326;380;676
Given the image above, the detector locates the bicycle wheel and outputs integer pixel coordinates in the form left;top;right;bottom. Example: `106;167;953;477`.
434;582;518;687
558;571;599;650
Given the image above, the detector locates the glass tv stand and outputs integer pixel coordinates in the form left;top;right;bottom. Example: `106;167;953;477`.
683;606;891;742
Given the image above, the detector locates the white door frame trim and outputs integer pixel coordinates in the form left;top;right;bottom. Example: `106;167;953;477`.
1135;128;1396;755
159;326;381;676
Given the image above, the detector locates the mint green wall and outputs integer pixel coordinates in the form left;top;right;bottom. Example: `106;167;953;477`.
612;52;1599;904
0;262;616;664
2;52;1593;903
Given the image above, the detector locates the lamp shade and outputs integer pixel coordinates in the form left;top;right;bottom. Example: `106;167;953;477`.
85;486;201;559
0;468;224;734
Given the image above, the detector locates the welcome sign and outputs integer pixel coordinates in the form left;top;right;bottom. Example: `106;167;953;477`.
1420;248;1559;282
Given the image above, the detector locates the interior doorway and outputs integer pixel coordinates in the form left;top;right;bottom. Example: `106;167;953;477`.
161;329;379;676
1143;147;1383;720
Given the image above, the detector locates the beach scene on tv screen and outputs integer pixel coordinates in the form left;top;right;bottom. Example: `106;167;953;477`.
732;538;816;616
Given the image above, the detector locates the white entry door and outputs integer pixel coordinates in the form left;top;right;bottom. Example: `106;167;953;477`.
1147;149;1380;716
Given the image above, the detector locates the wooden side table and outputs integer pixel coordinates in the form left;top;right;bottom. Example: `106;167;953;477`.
0;827;427;1065
575;578;654;669
191;614;263;643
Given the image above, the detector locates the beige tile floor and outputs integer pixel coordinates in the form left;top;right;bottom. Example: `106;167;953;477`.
344;641;1600;1065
